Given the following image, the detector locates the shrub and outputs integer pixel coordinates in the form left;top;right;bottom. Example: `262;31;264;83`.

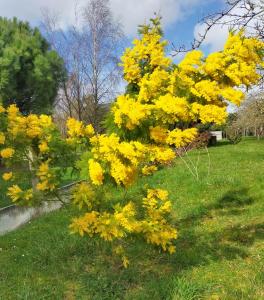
0;17;263;267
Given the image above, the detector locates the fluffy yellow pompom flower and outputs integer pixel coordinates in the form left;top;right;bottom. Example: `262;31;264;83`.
36;180;49;191
149;126;168;143
7;104;19;118
26;114;42;138
85;124;95;137
0;105;6;113
36;160;56;191
7;185;33;203
39;141;49;153
191;103;227;125
39;115;53;128
155;94;189;123
142;165;157;175
221;87;245;106
112;95;150;129
1;148;15;158
190;80;220;102
110;157;136;186
2;172;12;181
88;159;104;185
178;50;203;73
72;182;96;210
66;118;85;137
7;185;22;201
0;132;5;144
149;146;175;164
166;128;198;148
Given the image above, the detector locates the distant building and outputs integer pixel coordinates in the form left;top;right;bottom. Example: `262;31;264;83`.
210;131;223;141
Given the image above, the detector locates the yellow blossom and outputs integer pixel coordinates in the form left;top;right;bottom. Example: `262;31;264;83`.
149;126;168;144
85;124;95;137
1;148;15;159
2;172;12;181
0;132;5;144
66;118;85;137
88;159;104;185
142;165;158;175
39;141;49;153
166;128;198;148
7;185;33;203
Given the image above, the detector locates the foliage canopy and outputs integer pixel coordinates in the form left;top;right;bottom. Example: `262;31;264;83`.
0;17;263;267
0;17;65;114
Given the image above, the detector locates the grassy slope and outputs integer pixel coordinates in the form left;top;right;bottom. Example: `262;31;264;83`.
0;138;263;299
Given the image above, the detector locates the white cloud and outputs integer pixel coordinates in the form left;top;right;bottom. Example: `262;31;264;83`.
193;2;262;53
0;0;83;28
0;0;208;36
194;22;229;52
110;0;203;36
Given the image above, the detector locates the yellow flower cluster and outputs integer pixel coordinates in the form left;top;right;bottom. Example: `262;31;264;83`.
141;189;177;253
2;172;13;181
142;165;157;175
0;148;15;159
114;28;263;137
178;50;203;74
138;67;170;102
39;141;49;153
36;160;56;192
70;202;139;240
112;95;151;130
66;118;95;143
149;126;168;143
120;30;171;83
71;182;95;210
155;94;189;123
191;103;227;125
88;159;104;185
88;131;176;188
7;185;33;203
70;189;177;254
89;134;147;187
0;132;5;144
166;128;198;148
6;105;54;139
149;145;176;164
149;126;198;149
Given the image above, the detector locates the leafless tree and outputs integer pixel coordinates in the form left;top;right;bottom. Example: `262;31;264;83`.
41;0;124;131
235;91;264;138
172;0;264;55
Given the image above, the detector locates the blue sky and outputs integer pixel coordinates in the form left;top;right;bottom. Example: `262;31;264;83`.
0;0;228;56
165;0;225;54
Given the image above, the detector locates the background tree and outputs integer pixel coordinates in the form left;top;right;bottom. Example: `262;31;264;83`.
41;0;124;131
0;17;65;114
235;92;264;138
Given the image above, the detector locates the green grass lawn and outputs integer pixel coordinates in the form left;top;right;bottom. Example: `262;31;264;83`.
0;138;263;299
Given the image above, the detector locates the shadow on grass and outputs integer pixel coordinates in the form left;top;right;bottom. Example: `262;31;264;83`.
1;188;262;299
215;188;254;208
211;140;231;148
210;187;254;216
79;188;262;299
177;188;254;226
166;188;259;267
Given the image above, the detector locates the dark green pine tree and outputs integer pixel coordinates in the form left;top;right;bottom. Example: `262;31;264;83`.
0;17;65;114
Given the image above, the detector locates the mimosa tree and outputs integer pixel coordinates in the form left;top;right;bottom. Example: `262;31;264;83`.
0;17;263;267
